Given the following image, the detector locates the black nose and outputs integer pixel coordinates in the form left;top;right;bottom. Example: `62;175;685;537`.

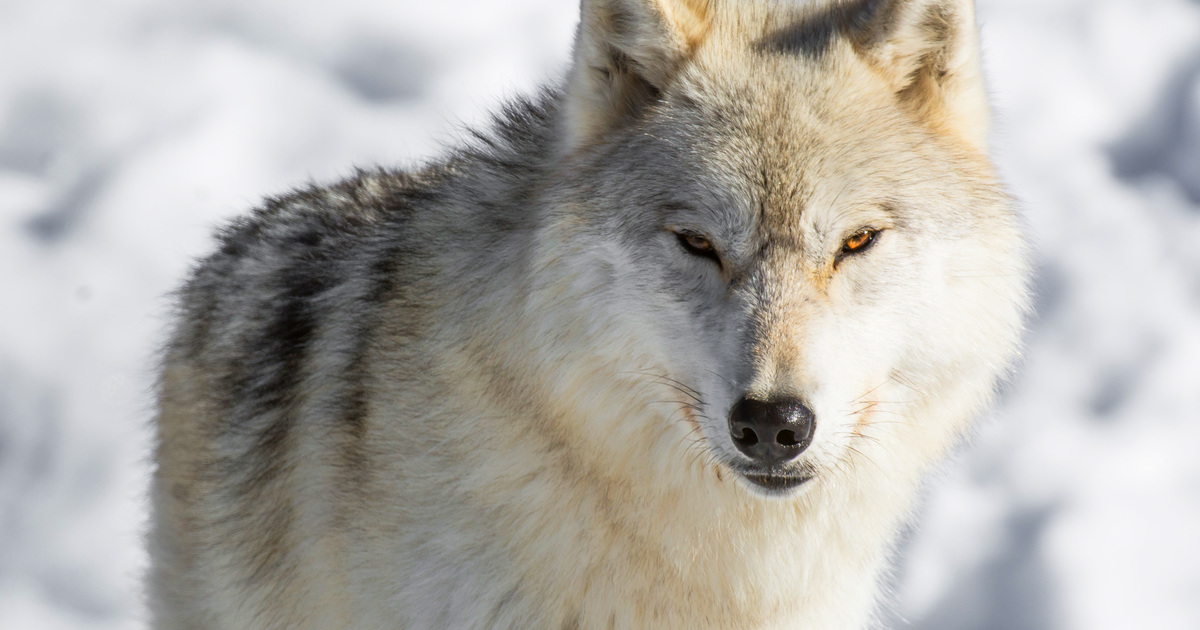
728;397;815;466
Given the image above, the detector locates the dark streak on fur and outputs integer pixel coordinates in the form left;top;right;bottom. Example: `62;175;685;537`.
336;184;438;485
221;199;355;587
755;0;901;58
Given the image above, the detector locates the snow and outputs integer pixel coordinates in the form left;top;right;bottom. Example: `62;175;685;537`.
1;0;1197;628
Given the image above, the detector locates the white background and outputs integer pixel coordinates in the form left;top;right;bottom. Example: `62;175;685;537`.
1;0;1198;628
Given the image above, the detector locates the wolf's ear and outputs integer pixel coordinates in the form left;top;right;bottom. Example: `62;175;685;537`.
562;0;712;153
857;0;990;149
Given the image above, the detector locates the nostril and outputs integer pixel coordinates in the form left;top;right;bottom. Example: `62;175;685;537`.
735;427;759;447
776;429;798;447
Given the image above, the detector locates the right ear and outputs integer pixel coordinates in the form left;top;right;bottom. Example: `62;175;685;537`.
852;0;991;150
561;0;713;153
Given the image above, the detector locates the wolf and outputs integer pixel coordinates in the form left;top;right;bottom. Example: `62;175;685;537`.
150;0;1029;627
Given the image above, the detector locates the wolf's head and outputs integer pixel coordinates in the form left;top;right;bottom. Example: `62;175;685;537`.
536;0;1028;498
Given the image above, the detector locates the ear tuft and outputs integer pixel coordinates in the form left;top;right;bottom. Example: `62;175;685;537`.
858;0;990;150
562;0;713;153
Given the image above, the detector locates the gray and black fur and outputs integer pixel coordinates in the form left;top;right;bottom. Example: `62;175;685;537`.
153;94;561;623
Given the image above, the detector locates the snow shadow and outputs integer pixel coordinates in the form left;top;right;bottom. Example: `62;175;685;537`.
332;38;434;104
909;506;1059;630
1108;51;1200;204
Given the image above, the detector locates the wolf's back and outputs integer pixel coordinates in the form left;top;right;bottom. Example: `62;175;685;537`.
150;92;559;626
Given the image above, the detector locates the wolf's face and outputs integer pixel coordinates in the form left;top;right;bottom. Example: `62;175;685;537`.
545;0;1027;497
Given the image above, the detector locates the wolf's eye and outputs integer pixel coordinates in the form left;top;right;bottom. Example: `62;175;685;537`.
675;231;721;265
839;228;880;260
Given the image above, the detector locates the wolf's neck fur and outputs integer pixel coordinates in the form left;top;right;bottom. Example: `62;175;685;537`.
434;357;923;628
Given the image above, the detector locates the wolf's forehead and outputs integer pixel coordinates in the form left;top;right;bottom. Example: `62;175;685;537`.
651;2;921;236
670;69;897;233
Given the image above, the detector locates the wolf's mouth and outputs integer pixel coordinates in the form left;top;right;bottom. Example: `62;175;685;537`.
730;466;813;496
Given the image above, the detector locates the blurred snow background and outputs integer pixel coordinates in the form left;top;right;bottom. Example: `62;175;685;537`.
1;0;1197;628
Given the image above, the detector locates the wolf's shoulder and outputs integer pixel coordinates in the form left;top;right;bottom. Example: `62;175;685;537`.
164;167;455;390
178;91;559;318
206;165;447;275
183;167;439;301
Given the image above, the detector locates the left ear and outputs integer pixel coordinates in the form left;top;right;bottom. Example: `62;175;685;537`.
857;0;990;150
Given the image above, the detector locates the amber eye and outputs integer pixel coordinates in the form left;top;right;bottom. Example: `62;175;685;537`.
681;233;713;253
675;230;721;266
840;228;879;257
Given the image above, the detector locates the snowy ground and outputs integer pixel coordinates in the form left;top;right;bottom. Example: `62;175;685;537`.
1;0;1198;628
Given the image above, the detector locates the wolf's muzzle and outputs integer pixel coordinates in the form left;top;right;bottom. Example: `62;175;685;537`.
728;397;815;467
